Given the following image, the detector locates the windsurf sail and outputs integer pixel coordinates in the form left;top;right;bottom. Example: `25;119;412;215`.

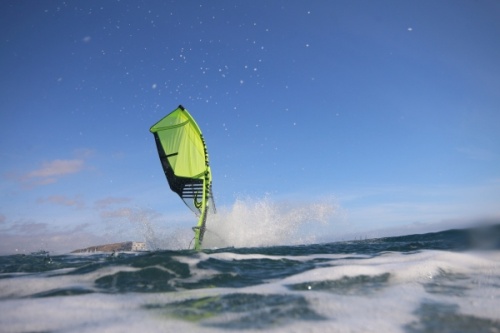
150;105;215;250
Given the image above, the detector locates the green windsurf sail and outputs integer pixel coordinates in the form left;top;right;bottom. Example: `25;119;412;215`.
150;105;215;250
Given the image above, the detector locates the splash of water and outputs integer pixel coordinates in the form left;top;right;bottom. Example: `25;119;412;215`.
123;196;339;251
125;208;193;251
202;196;338;249
107;207;161;251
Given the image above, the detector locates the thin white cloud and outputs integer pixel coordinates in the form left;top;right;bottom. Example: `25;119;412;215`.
100;207;134;219
9;149;95;188
27;159;84;179
37;195;85;209
73;148;95;159
331;179;500;239
5;220;49;234
0;221;109;255
94;197;132;210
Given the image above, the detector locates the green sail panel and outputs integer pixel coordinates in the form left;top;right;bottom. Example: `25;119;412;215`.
150;105;214;250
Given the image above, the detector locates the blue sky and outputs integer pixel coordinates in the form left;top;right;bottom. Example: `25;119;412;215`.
1;1;499;253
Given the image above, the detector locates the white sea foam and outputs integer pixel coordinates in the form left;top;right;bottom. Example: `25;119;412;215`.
1;249;499;333
0;265;138;299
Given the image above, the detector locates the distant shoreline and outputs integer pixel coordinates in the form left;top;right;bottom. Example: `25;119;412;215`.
71;241;146;253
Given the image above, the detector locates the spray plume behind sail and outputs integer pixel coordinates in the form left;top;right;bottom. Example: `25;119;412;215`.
150;105;214;250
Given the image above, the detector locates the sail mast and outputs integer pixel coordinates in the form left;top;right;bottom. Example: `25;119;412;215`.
193;129;213;250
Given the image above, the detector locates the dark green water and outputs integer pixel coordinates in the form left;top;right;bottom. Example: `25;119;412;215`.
1;224;499;332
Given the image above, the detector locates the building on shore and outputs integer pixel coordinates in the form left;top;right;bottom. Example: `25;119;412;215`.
72;241;146;253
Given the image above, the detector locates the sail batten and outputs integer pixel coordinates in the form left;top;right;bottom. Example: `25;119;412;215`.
150;105;214;250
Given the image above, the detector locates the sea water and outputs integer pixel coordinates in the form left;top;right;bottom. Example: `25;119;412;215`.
1;223;500;333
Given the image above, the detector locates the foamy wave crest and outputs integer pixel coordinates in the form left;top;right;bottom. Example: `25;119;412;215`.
202;196;338;249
